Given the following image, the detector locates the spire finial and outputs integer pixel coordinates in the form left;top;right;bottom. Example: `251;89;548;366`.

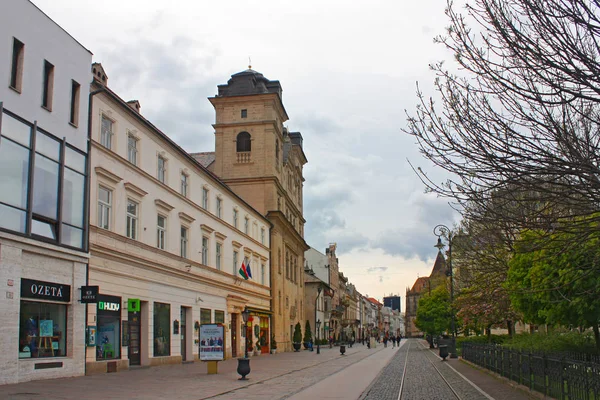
248;56;252;70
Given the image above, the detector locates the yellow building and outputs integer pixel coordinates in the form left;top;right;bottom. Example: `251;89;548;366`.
198;68;309;351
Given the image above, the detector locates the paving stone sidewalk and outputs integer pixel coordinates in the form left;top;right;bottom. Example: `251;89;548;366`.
0;344;382;400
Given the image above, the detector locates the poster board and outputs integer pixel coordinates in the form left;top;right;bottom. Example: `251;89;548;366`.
39;320;53;337
199;324;224;361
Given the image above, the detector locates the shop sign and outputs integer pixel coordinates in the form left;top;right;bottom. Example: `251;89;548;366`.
80;285;99;303
128;298;140;312
21;278;71;302
97;294;122;314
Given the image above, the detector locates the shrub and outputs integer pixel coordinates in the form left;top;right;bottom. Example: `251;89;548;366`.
293;322;302;343
304;320;312;343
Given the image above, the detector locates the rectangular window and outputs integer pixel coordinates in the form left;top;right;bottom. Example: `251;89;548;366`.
100;116;113;149
42;60;54;110
126;200;138;239
233;209;238;229
200;308;211;325
19;300;67;358
153;302;170;357
261;228;265;244
181;226;188;258
216;242;222;270
244;218;249;235
241;109;247;118
157;215;166;250
10;38;25;92
157;156;166;183
216;197;222;218
96;294;121;360
202;187;209;209
261;263;265;285
214;310;225;324
69;80;80;126
181;173;188;197
202;236;209;265
127;134;138;165
233;250;238;274
98;187;111;230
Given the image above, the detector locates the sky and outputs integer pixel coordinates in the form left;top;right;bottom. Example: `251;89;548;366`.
33;0;460;304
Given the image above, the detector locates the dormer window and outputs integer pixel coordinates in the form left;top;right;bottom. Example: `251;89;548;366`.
236;132;251;152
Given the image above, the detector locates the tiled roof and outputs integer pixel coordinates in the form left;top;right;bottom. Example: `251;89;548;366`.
190;152;215;168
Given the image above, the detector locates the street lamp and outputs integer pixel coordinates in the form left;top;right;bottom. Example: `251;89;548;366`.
316;319;321;354
433;224;458;359
237;307;251;380
316;286;322;354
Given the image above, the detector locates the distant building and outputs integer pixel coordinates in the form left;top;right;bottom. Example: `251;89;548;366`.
383;295;401;312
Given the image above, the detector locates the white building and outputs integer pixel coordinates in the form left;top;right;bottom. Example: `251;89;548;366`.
86;64;271;373
0;0;92;384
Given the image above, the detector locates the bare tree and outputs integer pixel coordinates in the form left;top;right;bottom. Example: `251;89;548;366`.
406;0;600;243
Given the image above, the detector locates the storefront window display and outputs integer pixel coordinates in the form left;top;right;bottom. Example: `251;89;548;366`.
19;301;67;358
153;302;170;357
96;294;121;360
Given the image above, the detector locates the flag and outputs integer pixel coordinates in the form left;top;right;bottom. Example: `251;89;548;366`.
239;260;249;280
246;259;253;279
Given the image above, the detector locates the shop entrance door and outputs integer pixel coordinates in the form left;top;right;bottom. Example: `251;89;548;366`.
128;312;141;366
180;307;186;362
231;313;238;358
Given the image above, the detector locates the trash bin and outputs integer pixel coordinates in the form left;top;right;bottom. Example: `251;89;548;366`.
439;345;449;360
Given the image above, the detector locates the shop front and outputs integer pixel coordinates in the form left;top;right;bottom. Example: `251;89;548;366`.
246;308;271;355
96;294;121;361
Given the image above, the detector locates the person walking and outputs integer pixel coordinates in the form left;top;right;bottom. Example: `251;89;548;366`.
383;336;388;348
392;336;396;348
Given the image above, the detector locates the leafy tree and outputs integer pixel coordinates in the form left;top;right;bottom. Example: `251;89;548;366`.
406;0;600;250
303;320;312;343
293;322;302;344
507;227;600;350
415;284;452;338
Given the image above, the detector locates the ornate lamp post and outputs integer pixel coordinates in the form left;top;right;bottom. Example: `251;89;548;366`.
315;286;322;354
237;307;251;380
316;319;321;354
433;224;458;359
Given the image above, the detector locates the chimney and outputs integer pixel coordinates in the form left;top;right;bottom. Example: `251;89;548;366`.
127;100;141;114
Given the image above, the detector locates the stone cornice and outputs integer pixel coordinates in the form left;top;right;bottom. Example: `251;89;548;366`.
178;212;195;224
124;182;148;197
95;166;122;185
155;199;174;213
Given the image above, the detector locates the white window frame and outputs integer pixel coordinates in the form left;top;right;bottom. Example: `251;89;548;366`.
181;226;188;258
261;228;265;244
202;236;209;265
244;217;249;235
261;263;265;285
216;242;222;270
157;215;166;249
181;173;188;197
101;116;113;149
202;187;209;209
216;197;222;219
157;155;167;183
127;133;138;165
98;186;112;230
126;199;138;239
233;209;238;229
233;250;238;274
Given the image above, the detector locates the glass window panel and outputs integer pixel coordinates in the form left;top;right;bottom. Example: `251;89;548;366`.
153;302;170;357
0;203;26;233
98;187;111;204
200;309;211;325
65;147;86;174
19;301;67;358
61;224;83;248
0;138;30;209
35;130;60;161
215;310;224;324
62;169;85;227
96;313;121;360
1;113;31;147
32;218;56;239
32;154;59;219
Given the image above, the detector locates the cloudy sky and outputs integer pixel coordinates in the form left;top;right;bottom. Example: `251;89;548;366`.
34;0;460;304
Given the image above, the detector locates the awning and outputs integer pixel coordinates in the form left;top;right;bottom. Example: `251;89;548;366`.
247;307;273;317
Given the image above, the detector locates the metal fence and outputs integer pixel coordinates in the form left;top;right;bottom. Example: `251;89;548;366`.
462;343;600;400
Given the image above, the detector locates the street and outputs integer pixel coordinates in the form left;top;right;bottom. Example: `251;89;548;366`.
1;340;539;400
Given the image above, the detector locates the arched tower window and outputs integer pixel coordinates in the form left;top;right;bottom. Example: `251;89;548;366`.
236;132;251;152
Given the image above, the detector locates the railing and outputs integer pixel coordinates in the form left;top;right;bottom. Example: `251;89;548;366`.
236;151;251;163
462;343;600;400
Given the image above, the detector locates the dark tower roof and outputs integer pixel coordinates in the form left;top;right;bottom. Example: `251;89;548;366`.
217;68;283;99
430;251;448;278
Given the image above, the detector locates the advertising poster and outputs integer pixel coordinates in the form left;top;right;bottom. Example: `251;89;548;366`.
39;320;53;337
199;324;224;361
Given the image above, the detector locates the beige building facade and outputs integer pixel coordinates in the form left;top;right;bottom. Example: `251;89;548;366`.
86;65;271;374
203;68;309;351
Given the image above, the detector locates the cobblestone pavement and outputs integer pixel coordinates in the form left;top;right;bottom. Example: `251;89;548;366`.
361;340;539;400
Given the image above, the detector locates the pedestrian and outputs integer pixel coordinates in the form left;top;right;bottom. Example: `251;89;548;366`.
383;336;388;348
392;336;396;348
397;334;401;345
